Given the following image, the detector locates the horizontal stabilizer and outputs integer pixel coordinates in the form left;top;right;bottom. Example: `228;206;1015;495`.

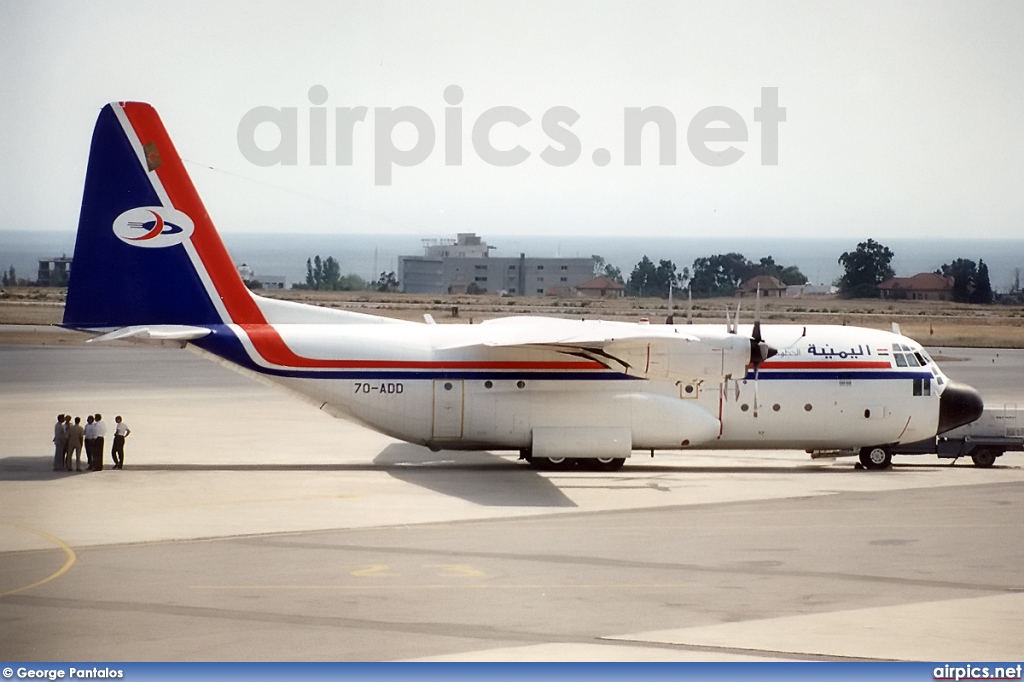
86;325;212;344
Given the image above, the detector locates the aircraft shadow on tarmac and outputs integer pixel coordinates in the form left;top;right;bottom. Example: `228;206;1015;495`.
372;443;577;507
0;451;995;487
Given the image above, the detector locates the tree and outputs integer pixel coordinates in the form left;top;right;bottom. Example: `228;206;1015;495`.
972;260;993;304
305;258;315;288
935;258;992;304
300;255;368;291
626;256;684;298
689;252;751;297
313;256;324;290
337;274;369;291
322;256;342;289
375;271;399;292
936;258;976;303
1;266;15;287
626;256;657;297
591;255;624;284
655;259;688;296
753;257;808;286
837;239;895;298
777;265;809;286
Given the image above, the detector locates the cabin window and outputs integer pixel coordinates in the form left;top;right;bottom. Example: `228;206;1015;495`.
913;378;931;396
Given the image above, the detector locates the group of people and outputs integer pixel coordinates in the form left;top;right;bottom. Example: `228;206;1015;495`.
53;413;130;472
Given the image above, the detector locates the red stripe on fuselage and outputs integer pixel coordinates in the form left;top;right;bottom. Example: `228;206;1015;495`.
760;360;892;370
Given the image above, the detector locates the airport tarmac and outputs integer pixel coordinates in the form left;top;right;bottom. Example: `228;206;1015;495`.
1;343;1023;661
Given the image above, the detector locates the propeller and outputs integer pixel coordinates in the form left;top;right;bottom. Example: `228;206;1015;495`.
749;286;777;368
748;286;778;417
726;302;740;334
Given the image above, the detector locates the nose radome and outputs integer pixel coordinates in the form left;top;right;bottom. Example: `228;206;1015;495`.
938;381;984;434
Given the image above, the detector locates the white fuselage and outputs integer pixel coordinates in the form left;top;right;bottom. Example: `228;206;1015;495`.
200;318;947;457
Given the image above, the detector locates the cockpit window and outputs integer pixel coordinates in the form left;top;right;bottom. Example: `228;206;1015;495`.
891;343;929;368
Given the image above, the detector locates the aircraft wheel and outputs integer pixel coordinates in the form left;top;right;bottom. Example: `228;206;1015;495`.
971;449;998;468
529;456;572;471
859;446;892;470
588;457;626;472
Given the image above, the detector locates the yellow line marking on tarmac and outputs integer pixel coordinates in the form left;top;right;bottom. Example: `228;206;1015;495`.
0;523;77;598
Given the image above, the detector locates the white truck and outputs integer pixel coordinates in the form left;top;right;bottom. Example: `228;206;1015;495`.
893;404;1024;467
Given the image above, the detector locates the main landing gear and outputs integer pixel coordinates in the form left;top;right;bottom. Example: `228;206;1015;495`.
522;453;627;472
859;445;893;470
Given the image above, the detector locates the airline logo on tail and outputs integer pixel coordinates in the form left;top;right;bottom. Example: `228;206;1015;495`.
112;207;194;248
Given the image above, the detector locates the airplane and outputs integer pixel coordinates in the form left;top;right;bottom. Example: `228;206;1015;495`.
61;102;985;472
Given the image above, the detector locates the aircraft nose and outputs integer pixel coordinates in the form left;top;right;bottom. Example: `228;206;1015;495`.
938;380;984;434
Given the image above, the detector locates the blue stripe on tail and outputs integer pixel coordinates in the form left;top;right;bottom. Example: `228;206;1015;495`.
63;104;223;329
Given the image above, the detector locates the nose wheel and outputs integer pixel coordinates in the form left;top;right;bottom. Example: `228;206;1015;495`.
859;446;893;470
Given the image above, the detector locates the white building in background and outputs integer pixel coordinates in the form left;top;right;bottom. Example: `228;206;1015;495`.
398;233;594;296
236;263;287;290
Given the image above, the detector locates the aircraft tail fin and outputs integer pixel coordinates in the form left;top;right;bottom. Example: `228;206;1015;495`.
63;102;264;330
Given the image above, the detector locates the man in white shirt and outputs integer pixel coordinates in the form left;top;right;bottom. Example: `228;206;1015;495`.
111;416;130;470
84;415;96;470
92;413;107;471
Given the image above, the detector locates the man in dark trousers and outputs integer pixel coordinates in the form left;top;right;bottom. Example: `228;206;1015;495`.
111;416;130;469
84;415;96;470
53;414;66;471
92;413;107;471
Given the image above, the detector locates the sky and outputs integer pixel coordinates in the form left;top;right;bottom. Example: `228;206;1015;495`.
1;0;1023;241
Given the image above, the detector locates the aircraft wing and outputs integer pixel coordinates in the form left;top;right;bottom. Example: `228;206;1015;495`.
439;316;751;381
469;316;701;347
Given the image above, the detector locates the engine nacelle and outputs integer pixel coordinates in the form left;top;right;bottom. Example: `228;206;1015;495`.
614;333;752;383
